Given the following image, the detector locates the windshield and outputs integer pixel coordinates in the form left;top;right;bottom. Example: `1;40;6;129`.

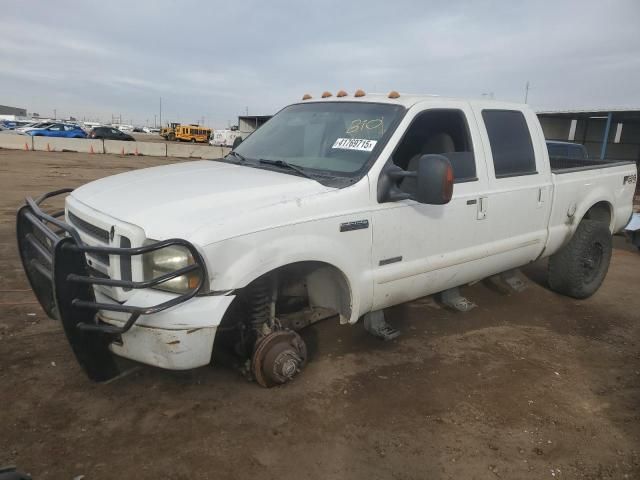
233;102;404;177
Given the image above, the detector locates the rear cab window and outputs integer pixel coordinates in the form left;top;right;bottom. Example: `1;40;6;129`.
482;110;537;178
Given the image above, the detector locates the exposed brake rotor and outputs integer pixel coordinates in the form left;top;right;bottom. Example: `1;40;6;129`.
251;330;307;388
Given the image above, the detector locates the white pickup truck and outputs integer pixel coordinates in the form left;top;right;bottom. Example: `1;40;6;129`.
17;92;637;387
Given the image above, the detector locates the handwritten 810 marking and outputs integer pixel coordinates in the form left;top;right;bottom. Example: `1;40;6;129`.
346;118;384;135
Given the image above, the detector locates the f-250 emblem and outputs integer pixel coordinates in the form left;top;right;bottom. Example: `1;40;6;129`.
623;174;637;185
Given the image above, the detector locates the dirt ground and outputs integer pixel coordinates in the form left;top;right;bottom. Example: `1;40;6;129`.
1;149;639;480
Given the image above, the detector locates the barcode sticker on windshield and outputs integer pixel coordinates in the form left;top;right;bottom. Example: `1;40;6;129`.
332;138;377;152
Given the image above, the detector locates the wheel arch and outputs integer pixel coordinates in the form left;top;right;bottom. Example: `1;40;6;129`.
238;260;354;325
579;200;614;232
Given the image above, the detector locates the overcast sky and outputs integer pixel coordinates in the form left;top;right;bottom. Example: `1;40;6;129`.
1;0;639;127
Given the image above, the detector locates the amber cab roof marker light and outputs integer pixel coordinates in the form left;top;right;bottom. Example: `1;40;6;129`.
336;90;348;97
321;91;333;98
302;94;312;100
354;89;366;97
388;90;400;99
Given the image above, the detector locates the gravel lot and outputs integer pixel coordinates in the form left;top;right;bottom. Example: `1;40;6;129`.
1;149;639;480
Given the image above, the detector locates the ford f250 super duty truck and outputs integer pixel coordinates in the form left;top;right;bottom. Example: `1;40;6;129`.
17;91;638;387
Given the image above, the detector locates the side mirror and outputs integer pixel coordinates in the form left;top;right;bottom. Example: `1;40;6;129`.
377;154;454;205
231;136;243;149
414;154;454;204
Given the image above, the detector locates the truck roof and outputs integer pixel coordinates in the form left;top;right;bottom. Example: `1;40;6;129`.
294;92;528;110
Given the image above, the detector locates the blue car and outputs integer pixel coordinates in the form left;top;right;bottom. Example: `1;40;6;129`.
27;123;87;138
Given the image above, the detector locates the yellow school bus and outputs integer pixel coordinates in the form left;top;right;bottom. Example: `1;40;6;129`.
174;124;212;143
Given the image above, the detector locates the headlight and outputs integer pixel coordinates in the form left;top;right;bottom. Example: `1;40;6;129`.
142;243;202;294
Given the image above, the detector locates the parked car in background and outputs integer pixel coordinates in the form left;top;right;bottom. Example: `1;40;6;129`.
15;122;54;134
210;129;242;147
546;140;589;168
1;120;31;130
26;123;87;138
89;126;134;141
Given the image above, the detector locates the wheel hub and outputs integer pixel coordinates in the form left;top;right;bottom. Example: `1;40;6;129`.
251;330;307;388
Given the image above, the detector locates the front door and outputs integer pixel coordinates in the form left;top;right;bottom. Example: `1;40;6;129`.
369;101;489;310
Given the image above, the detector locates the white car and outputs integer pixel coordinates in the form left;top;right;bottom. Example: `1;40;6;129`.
15;121;54;134
17;92;637;387
210;129;241;147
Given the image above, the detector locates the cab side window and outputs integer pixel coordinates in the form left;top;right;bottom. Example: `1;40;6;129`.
482;110;536;178
393;109;477;187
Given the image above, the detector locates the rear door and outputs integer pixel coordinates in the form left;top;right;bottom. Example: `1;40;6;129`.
471;105;552;269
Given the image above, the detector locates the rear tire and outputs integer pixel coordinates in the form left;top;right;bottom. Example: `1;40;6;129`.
191;138;196;143
548;219;612;299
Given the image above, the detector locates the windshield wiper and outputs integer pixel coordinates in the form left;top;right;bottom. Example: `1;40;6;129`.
258;159;318;180
225;150;247;162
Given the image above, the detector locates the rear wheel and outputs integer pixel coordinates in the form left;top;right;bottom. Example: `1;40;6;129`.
548;219;612;298
168;133;175;141
191;138;196;143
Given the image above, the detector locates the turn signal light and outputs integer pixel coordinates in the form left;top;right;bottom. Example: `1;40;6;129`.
443;164;454;203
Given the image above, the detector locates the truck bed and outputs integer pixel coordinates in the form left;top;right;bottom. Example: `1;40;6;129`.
550;157;634;174
542;161;638;257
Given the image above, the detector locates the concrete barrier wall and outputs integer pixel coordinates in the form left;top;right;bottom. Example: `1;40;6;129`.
201;146;231;159
33;136;104;154
166;143;216;159
0;135;231;160
0;133;33;151
104;140;166;156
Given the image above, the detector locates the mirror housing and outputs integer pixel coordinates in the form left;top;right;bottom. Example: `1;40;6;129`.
377;154;454;205
414;154;454;204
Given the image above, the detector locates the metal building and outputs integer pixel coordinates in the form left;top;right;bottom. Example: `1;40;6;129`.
238;115;272;137
537;108;640;165
0;105;27;117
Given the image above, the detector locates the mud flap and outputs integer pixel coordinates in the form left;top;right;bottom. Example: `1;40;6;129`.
53;238;120;382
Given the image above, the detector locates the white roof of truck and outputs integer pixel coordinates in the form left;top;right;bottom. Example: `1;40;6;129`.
295;92;528;110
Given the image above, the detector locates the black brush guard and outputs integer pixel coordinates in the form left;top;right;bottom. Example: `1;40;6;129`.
16;188;207;381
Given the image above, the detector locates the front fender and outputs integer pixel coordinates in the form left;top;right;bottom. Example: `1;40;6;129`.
202;222;373;323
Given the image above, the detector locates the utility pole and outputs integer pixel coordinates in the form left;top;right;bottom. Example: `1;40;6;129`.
159;97;162;128
524;81;530;103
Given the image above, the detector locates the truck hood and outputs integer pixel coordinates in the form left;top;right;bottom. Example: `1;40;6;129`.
70;160;335;242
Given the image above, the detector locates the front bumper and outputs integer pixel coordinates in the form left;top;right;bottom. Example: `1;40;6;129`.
16;188;213;381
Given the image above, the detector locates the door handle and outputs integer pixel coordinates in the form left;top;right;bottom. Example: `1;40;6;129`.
477;196;488;220
537;187;544;208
